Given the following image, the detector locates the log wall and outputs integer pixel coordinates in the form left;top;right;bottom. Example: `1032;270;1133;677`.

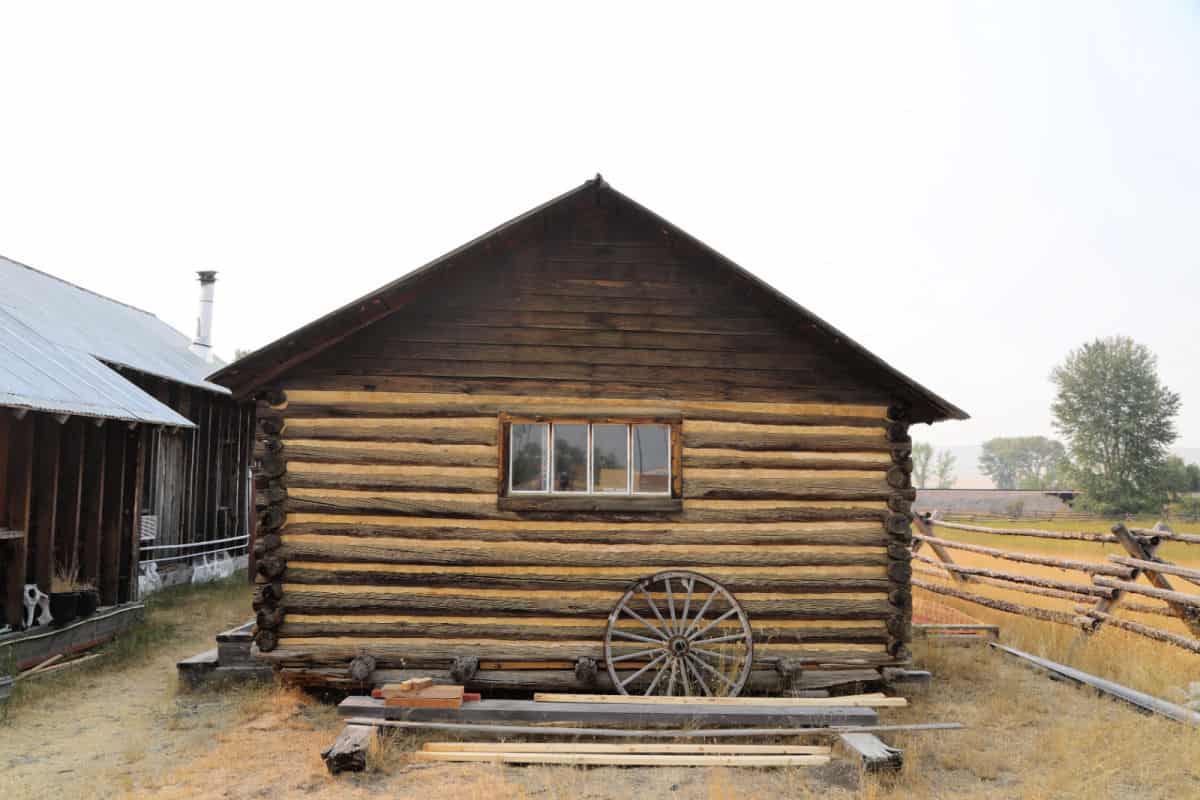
248;203;917;682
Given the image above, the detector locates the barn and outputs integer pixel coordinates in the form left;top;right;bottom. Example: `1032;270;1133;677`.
214;176;967;695
0;258;254;644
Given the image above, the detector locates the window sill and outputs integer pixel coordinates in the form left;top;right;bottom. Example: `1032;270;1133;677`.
498;496;682;513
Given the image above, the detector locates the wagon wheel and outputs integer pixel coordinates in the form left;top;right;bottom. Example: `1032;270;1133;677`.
603;570;754;697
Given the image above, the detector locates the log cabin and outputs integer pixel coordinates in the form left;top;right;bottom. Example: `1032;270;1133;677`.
212;176;967;695
0;257;254;639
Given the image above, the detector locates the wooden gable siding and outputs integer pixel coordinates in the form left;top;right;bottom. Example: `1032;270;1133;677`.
280;239;896;406
252;209;915;679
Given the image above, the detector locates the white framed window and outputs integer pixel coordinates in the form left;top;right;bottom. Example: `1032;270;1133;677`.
507;421;672;496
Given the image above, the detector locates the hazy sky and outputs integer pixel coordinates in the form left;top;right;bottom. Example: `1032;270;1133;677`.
1;2;1197;447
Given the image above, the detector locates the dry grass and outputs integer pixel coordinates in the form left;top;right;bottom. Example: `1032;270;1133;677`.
917;515;1200;700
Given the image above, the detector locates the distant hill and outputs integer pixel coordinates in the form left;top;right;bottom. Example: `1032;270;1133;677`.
925;445;1200;490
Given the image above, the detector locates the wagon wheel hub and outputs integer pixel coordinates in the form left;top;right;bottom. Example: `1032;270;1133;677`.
603;570;754;698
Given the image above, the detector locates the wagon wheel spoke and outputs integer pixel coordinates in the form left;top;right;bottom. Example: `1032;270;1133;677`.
609;628;666;646
691;646;739;662
689;607;740;642
691;653;739;692
664;577;678;634
666;659;678;696
618;652;668;690
679;578;694;634
618;605;670;641
691;633;750;648
643;659;670;696
608;646;666;663
682;587;719;638
685;656;713;697
639;586;670;631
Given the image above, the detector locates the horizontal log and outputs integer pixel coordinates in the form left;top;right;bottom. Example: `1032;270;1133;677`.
911;532;1133;577
911;564;1096;605
1108;555;1200;587
281;439;497;467
683;469;891;501
1092;577;1200;609
927;519;1118;543
280;585;895;619
278;614;890;643
282;417;497;444
286;462;496;493
683;449;892;471
683;421;891;452
912;579;1080;625
277;534;890;568
280;514;888;546
1073;608;1200;654
274;390;888;427
284;562;891;593
284;489;889;522
262;636;893;666
911;553;1114;598
1129;527;1200;545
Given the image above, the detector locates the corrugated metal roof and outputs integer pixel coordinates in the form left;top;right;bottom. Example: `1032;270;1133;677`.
0;255;229;395
0;306;195;427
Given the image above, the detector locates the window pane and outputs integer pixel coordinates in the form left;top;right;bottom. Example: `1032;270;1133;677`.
510;423;547;492
552;424;588;492
633;424;670;494
592;424;629;493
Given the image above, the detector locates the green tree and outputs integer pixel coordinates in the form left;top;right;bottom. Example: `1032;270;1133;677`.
934;449;957;489
1186;462;1200;493
912;442;933;489
1050;336;1181;514
979;436;1069;490
1162;456;1194;501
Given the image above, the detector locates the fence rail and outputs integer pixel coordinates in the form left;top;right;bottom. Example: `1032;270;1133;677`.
911;512;1200;655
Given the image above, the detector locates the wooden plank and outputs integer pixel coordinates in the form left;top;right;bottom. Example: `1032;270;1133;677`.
55;419;86;575
413;751;831;767
1109;523;1200;637
991;643;1200;725
1072;607;1200;654
286;462;496;493
31;415;62;590
383;684;464;708
911;531;1130;577
682;468;892;501
912;552;1114;597
684;449;892;470
928;518;1117;543
1092;577;1200;608
279;440;496;468
420;742;831;754
912;579;1079;625
342;717;963;739
3;414;34;628
838;733;903;772
338;695;881;727
79;425;107;587
532;692;907;708
99;423;127;605
122;427;145;602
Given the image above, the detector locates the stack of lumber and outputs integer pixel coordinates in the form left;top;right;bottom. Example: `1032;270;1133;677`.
370;677;480;708
414;741;833;767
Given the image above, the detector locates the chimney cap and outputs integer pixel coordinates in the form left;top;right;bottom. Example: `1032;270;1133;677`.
197;270;217;283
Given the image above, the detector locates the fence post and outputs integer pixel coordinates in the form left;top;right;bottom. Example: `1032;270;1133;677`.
912;511;971;584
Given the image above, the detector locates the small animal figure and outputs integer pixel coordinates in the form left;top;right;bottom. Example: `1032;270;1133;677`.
23;584;52;629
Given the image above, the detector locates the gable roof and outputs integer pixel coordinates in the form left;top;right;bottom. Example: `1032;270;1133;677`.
0;305;194;427
210;177;967;423
0;255;229;395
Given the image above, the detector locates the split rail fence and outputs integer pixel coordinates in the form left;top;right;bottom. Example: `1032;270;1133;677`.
910;512;1200;655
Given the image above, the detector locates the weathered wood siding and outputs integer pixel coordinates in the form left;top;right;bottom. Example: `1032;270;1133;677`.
251;203;916;677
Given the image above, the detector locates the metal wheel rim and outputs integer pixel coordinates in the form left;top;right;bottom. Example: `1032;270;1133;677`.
603;570;754;697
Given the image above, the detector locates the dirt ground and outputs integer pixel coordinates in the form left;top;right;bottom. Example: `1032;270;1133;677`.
2;574;1199;799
